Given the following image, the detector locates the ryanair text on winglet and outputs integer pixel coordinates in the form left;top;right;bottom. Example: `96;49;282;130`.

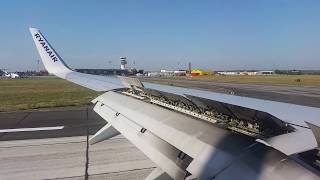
34;33;58;62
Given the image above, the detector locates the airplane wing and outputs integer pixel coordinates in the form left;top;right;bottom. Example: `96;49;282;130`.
30;28;320;179
29;28;123;91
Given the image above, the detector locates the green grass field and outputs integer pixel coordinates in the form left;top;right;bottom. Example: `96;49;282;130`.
0;77;100;112
158;75;320;86
1;75;320;112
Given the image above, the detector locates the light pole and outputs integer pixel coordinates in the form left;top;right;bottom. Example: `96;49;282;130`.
37;59;40;72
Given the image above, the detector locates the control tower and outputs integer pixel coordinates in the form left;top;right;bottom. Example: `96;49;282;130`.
120;57;127;70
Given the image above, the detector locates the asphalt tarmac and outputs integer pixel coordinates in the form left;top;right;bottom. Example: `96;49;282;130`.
141;77;320;108
0;107;155;180
0;106;104;141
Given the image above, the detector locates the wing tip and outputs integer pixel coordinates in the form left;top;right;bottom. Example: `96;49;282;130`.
29;27;38;32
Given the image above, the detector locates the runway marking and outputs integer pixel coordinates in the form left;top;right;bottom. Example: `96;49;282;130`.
0;126;64;133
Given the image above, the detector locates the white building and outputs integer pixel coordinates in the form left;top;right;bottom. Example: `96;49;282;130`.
257;71;275;75
217;71;239;75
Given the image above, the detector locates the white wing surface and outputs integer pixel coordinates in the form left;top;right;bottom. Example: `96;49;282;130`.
30;28;320;180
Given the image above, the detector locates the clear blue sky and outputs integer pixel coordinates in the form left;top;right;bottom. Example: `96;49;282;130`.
1;0;320;71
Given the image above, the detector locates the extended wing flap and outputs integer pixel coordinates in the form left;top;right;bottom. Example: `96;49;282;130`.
92;91;258;179
92;95;191;179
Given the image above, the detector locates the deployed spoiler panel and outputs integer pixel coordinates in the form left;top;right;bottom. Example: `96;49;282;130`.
122;88;294;139
184;94;295;137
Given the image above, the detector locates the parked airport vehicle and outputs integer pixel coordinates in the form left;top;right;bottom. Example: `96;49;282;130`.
4;71;20;78
30;28;320;180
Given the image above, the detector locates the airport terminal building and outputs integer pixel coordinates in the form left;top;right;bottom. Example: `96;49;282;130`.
75;69;130;76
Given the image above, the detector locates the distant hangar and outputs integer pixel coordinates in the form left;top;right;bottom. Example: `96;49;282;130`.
75;69;129;76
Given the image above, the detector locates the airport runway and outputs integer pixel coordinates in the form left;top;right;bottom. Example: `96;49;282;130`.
0;107;155;180
141;77;320;107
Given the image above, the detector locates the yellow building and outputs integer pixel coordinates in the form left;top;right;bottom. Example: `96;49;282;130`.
191;69;213;76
